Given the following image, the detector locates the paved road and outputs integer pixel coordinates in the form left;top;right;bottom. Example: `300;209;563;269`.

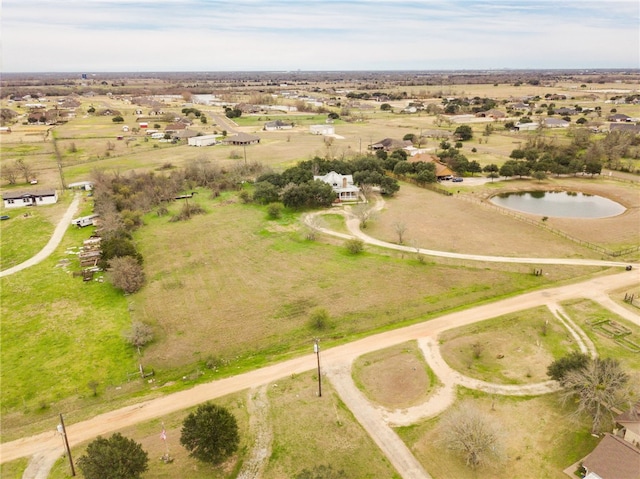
0;195;80;278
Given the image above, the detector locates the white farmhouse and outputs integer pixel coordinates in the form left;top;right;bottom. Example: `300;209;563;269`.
313;171;359;202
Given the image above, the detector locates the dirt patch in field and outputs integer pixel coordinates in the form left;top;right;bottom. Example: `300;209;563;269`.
368;178;639;257
352;342;432;409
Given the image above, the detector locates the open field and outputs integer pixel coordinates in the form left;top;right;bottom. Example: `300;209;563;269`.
439;306;577;384
368;179;640;256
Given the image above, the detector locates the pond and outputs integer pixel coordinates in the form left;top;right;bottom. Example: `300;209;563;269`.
489;191;626;218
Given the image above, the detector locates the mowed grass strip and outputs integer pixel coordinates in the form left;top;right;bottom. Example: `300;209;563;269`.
352;341;437;410
396;390;599;479
439;306;577;384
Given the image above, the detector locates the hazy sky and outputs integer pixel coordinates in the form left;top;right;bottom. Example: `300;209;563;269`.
2;0;639;72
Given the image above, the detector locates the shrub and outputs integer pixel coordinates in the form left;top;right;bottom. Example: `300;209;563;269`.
308;308;331;331
267;202;283;219
345;238;364;255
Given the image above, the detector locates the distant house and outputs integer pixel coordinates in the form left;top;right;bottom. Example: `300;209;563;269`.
369;138;413;151
310;124;335;136
609;123;640;134
409;153;455;179
514;118;569;131
555;107;578;115
264;120;293;131
165;122;187;133
608;113;632;122
544;118;570;128
510;102;530;111
476;109;506;119
188;134;220;147
223;133;260;145
2;189;58;208
313;171;360;202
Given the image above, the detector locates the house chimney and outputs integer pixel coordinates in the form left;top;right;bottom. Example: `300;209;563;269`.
342;177;347;188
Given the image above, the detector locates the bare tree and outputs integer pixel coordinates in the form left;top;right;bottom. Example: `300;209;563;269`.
353;204;374;228
439;403;505;469
125;321;154;354
2;163;18;185
14;159;33;183
394;221;407;244
108;256;145;294
560;357;633;433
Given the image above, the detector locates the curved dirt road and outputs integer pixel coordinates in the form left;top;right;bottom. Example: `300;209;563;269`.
0;194;80;277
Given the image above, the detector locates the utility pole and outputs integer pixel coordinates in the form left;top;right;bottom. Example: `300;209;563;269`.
57;414;76;476
314;339;322;397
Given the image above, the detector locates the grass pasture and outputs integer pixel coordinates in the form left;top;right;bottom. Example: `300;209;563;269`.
396;390;599;479
438;306;577;384
132;190;598;374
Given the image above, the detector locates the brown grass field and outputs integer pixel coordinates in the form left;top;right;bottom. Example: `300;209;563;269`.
352;341;436;409
132;191;607;373
368;179;640;255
